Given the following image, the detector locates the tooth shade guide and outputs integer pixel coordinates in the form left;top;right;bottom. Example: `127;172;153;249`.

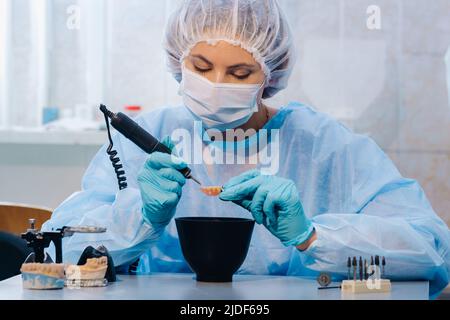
201;186;222;197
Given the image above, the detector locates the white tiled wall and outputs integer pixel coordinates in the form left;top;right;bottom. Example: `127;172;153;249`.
278;0;450;225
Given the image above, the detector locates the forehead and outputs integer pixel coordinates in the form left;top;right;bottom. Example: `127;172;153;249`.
189;40;259;66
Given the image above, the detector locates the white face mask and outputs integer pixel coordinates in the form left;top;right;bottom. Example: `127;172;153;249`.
180;66;264;131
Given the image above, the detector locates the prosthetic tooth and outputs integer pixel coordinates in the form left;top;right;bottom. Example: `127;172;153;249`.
201;186;222;197
86;259;95;267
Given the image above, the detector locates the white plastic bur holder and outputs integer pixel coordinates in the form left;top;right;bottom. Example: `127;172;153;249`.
341;279;391;294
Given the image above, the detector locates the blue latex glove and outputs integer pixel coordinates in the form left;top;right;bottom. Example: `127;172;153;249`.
220;170;315;247
138;137;187;229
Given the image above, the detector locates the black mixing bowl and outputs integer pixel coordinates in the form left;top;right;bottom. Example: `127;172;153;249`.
175;217;255;282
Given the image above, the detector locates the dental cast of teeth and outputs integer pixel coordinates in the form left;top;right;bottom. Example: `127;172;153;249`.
21;257;108;281
65;257;108;281
20;263;65;279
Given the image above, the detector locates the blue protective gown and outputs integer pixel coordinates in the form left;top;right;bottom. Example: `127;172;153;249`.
42;102;450;298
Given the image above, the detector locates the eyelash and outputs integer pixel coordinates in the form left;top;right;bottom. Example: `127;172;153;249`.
194;66;210;75
234;73;251;80
194;66;251;80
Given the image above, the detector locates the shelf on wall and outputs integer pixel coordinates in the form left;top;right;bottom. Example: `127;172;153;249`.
0;129;107;146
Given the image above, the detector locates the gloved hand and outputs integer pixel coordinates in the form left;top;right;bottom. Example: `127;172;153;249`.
219;170;315;247
138;137;187;229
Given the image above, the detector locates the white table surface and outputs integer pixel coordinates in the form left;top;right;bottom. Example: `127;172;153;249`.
0;273;429;300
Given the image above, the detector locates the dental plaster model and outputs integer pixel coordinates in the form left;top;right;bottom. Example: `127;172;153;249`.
20;263;65;290
65;256;108;281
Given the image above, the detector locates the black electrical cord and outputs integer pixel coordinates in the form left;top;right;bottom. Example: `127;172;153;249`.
102;106;137;270
103;112;128;190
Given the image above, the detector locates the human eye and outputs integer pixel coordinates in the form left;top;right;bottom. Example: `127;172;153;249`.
194;65;212;74
230;68;253;80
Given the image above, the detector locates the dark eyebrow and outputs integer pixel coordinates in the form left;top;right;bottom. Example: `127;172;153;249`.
191;55;257;70
228;63;258;70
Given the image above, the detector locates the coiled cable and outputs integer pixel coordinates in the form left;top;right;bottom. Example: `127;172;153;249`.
103;112;128;190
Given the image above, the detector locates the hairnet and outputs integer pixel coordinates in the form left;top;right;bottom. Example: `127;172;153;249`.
164;0;296;99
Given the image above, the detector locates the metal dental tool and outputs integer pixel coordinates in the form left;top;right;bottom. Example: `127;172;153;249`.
347;257;351;280
21;219;106;263
375;255;380;280
317;273;342;290
100;104;202;186
359;256;363;281
367;256;376;279
317;273;332;287
364;259;368;280
341;256;392;294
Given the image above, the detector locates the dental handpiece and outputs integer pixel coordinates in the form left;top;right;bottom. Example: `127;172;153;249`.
100;105;202;185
